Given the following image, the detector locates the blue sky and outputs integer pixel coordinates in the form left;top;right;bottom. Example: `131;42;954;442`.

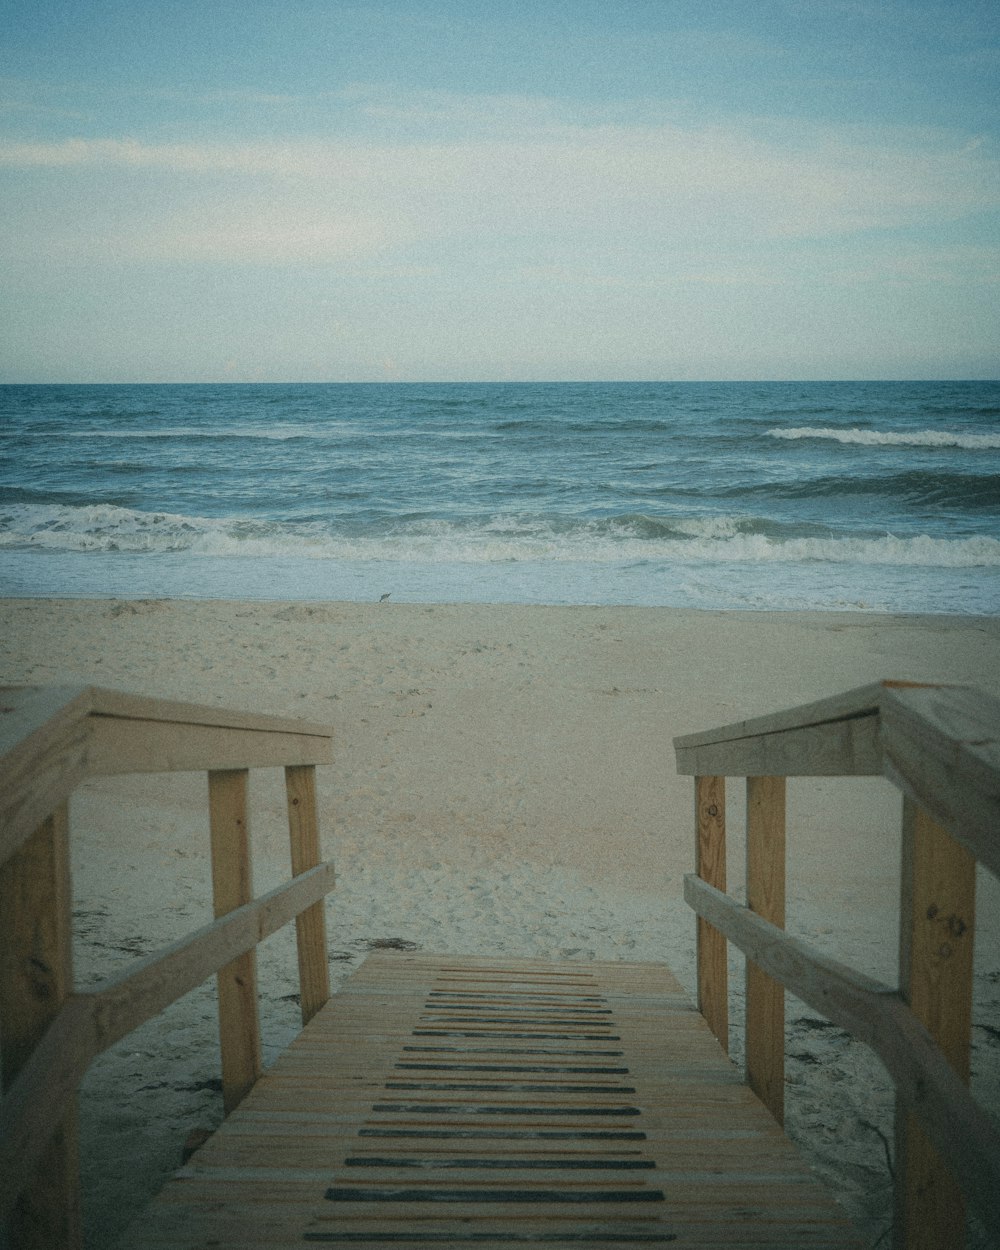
1;1;997;381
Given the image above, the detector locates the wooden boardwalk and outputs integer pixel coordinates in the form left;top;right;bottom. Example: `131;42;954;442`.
126;951;862;1248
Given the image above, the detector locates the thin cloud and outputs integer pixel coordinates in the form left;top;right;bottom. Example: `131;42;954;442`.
2;104;997;268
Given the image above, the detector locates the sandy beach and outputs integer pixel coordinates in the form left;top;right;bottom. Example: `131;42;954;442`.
2;597;998;1248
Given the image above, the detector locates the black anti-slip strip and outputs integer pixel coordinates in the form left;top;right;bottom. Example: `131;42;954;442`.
305;1231;677;1242
402;1045;626;1057
426;1004;614;1015
412;1031;622;1041
357;1128;647;1141
343;1157;655;1170
325;1187;666;1204
427;991;607;1003
395;1063;630;1074
371;1104;642;1117
419;1016;613;1026
384;1082;636;1094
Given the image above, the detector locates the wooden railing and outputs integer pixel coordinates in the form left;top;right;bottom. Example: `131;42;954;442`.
0;686;335;1250
674;680;1000;1249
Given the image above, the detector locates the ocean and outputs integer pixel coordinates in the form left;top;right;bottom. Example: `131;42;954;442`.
1;380;998;613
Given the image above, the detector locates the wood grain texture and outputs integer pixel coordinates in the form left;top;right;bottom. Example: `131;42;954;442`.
87;717;332;776
0;685;336;1232
894;800;977;1250
0;687;93;866
745;776;786;1126
122;951;863;1248
674;681;890;777
684;873;1000;1246
0;866;335;1225
694;775;728;1052
677;714;883;779
881;684;1000;880
209;769;262;1115
0;804;82;1249
0;685;333;864
285;765;331;1024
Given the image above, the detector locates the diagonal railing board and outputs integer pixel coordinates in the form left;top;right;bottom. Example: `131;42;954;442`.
675;679;1000;1248
0;861;336;1224
684;875;1000;1245
123;951;863;1248
0;686;337;1248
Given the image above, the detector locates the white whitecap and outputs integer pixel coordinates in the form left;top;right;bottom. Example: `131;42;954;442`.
767;426;1000;450
2;503;999;569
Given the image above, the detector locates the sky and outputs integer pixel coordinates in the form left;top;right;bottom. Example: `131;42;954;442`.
1;0;998;382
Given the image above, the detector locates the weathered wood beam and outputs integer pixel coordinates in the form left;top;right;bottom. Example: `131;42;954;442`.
684;874;1000;1245
87;716;332;775
694;775;728;1051
0;861;335;1224
0;686;333;864
894;800;976;1250
285;764;332;1025
674;682;887;777
745;776;785;1124
209;769;262;1115
880;684;1000;881
90;861;334;1053
0;804;82;1249
677;714;882;778
0;687;93;866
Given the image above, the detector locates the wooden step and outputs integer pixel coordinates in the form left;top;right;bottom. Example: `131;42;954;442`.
122;952;863;1248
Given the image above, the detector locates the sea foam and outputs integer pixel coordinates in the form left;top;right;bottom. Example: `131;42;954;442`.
3;503;998;568
768;426;1000;450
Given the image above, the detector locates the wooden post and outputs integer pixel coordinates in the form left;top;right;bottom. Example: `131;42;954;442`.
745;776;786;1125
0;803;82;1250
285;765;331;1025
208;770;261;1115
695;775;728;1051
894;798;976;1250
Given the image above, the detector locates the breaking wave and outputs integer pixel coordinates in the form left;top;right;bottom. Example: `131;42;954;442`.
768;426;1000;450
3;503;998;568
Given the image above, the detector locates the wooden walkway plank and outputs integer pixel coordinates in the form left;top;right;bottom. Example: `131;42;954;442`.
122;952;863;1249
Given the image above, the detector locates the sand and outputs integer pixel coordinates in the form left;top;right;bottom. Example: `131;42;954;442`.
1;597;998;1248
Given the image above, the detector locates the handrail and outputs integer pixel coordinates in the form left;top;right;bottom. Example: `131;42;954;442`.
674;679;1000;1249
0;686;336;1250
1;684;333;863
674;679;1000;877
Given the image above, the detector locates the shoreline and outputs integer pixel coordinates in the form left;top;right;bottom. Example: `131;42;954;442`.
2;598;998;1247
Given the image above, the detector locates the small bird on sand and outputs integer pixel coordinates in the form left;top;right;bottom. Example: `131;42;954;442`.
379;593;391;601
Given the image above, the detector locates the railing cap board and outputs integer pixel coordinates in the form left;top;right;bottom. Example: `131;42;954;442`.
673;680;946;759
881;684;1000;796
673;678;1000;879
880;684;1000;881
1;684;334;742
0;686;334;866
0;684;95;763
